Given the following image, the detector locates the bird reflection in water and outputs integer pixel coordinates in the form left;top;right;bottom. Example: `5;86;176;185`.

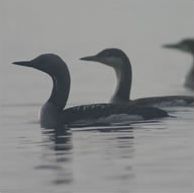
43;125;72;152
36;125;73;185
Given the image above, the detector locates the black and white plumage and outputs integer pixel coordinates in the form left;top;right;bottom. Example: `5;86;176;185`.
13;54;169;128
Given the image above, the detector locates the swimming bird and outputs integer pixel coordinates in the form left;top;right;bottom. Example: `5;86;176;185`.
163;38;194;91
13;54;169;128
80;48;194;108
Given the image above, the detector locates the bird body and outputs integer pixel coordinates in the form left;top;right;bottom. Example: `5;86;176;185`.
62;103;168;126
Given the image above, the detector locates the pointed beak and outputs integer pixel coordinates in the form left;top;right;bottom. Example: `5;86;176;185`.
12;61;33;67
80;55;99;62
162;43;179;49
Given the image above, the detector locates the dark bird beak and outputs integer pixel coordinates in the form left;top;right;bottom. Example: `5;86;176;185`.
80;55;99;62
162;43;179;49
12;61;33;67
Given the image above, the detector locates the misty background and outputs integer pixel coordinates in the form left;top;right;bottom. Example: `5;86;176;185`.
1;1;194;193
1;0;194;107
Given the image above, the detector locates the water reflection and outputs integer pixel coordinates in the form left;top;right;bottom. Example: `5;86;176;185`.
71;124;137;191
42;126;72;152
33;121;169;190
36;126;73;185
38;124;137;188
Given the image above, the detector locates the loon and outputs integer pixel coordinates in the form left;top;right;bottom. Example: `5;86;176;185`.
80;48;194;108
163;38;194;91
13;54;169;128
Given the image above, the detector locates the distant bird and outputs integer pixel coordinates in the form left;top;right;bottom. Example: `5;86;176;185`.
80;48;194;108
13;54;169;129
163;38;194;91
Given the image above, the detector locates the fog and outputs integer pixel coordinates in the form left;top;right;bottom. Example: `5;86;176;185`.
2;0;193;59
1;1;194;193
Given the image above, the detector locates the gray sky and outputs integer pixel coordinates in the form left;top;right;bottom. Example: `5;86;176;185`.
1;0;194;104
2;0;194;60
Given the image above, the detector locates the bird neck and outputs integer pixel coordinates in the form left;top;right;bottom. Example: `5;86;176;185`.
40;65;70;128
111;59;132;103
48;65;71;110
185;57;194;89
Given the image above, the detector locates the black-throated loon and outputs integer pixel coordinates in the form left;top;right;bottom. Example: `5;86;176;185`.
80;48;194;108
13;54;169;128
163;38;194;91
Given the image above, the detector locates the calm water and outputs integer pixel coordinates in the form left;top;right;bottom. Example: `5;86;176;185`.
1;1;194;193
